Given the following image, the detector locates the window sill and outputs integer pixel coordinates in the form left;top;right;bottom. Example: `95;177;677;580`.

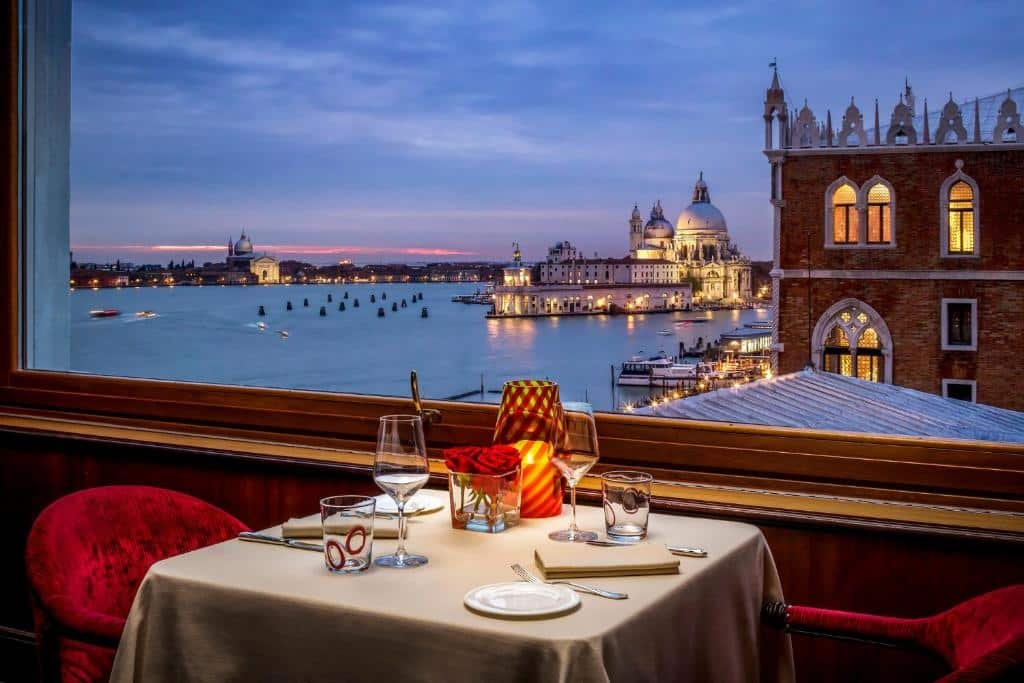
2;409;1022;543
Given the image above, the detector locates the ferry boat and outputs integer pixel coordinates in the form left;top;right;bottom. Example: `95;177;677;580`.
89;309;120;318
450;288;494;305
618;352;712;386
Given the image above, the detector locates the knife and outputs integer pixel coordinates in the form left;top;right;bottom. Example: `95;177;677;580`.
585;539;708;557
238;531;323;552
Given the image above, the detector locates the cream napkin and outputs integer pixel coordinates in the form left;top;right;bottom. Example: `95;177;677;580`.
534;543;679;579
281;513;402;539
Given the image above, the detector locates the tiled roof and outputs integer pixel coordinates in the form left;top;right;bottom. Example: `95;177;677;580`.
635;369;1024;443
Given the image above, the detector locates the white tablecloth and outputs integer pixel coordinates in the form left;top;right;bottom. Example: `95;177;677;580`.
110;490;793;683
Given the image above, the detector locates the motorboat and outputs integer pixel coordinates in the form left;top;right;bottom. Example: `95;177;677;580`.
89;309;120;318
617;352;674;386
657;329;673;335
256;322;267;331
278;330;289;338
135;311;157;319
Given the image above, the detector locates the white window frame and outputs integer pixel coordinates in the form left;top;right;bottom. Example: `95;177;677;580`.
939;164;980;258
942;379;977;403
940;298;978;351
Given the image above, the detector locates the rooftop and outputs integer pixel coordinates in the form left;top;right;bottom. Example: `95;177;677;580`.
636;369;1024;443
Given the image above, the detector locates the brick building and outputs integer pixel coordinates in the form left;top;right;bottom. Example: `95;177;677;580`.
763;71;1023;410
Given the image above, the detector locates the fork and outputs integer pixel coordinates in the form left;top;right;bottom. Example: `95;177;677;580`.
510;563;629;600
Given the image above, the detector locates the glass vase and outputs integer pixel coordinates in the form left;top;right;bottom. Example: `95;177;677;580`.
448;467;522;533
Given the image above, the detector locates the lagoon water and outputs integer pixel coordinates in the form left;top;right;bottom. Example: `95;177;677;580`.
71;283;768;412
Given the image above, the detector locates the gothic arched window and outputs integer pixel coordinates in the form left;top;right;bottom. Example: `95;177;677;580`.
939;163;980;257
831;183;858;244
811;299;893;383
947;181;975;254
864;182;893;244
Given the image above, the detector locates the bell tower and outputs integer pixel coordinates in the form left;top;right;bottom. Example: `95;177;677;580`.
629;203;644;252
764;62;788;149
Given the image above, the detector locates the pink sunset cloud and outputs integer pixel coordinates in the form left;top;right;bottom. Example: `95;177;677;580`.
71;244;479;257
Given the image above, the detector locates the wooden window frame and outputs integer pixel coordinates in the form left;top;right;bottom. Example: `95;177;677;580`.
2;1;1022;540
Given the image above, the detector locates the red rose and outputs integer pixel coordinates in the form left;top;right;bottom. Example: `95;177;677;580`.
443;447;480;474
476;445;521;475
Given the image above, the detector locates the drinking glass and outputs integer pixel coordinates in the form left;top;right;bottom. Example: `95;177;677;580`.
320;495;375;573
548;408;600;542
601;471;653;541
373;415;430;568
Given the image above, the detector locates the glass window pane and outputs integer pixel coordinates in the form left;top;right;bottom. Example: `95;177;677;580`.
858;328;880;348
950;181;973;202
833;183;856;204
949;211;963;252
962;211;975;252
868;207;881;242
833;207;847;242
867;184;890;203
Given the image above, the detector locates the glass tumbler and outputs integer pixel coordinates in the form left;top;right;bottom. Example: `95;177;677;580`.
601;471;653;541
320;495;376;574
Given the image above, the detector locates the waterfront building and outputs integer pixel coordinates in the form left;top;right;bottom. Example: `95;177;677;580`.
764;70;1024;409
537;176;752;303
226;232;279;284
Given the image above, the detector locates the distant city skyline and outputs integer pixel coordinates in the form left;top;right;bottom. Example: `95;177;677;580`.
70;1;1023;264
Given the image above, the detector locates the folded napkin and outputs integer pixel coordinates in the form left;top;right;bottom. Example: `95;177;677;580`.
534;543;679;579
281;513;402;539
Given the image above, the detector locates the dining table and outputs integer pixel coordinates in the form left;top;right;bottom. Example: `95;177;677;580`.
109;489;794;683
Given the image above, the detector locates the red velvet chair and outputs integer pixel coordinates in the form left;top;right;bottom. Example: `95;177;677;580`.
25;485;249;683
762;584;1024;682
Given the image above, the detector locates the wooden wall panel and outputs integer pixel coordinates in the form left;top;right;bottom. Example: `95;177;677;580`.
1;429;1022;683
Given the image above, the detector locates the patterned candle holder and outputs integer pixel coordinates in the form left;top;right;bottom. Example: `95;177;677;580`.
493;380;567;518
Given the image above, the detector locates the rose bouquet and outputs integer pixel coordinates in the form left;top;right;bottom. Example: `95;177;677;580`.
444;446;523;533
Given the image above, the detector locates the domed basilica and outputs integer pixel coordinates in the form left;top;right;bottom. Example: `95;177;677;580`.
628;173;751;303
226;231;280;284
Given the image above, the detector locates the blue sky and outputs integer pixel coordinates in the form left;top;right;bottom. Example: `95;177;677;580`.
69;1;1023;264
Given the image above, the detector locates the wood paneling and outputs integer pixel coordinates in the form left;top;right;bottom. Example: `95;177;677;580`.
3;429;1023;682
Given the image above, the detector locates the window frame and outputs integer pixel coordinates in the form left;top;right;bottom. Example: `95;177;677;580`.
941;298;978;351
824;177;861;248
939;165;981;258
861;175;896;247
3;1;1024;539
942;379;977;403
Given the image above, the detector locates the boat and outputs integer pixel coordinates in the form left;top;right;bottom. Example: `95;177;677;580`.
256;322;267;331
657;329;673;335
617;352;674;386
278;330;289;338
89;309;120;318
135;311;157;319
450;289;495;305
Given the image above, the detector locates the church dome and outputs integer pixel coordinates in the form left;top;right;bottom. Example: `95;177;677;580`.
643;200;675;239
233;232;254;255
676;172;727;234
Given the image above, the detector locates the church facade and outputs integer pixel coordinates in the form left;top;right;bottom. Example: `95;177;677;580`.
490;174;752;318
225;232;280;284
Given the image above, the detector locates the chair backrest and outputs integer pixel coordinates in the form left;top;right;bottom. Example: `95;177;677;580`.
26;485;249;642
923;584;1024;680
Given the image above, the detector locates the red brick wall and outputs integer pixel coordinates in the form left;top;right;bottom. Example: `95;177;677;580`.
779;148;1024;270
776;147;1024;410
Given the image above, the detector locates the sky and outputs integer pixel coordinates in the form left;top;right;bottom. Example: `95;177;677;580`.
68;1;1023;265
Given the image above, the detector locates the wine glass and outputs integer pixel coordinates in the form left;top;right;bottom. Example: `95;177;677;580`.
548;408;600;542
373;415;430;568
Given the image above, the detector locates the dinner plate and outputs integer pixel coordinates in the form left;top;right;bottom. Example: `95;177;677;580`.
464;582;580;619
373;494;444;516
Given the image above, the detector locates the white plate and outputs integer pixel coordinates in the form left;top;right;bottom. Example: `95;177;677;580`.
464;582;580;619
373;493;444;516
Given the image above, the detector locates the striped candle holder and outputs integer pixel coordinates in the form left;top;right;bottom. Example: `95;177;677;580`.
493;380;567;518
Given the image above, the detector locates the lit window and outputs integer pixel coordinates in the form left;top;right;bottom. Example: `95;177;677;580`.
865;184;891;244
832;184;858;244
948;181;975;254
814;300;891;383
